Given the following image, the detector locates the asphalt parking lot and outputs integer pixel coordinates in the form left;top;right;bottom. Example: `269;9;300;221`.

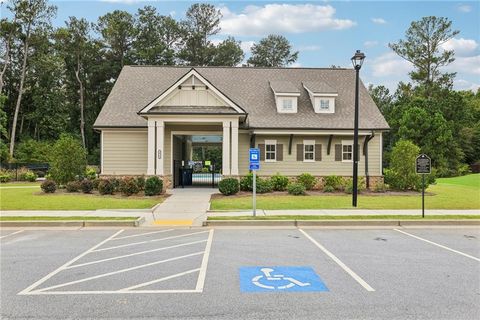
1;227;479;320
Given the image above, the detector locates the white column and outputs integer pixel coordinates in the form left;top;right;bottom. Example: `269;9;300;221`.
147;120;155;175
231;120;239;176
155;120;164;175
222;121;231;176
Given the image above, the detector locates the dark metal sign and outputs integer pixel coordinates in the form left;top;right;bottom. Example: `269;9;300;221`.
416;154;431;174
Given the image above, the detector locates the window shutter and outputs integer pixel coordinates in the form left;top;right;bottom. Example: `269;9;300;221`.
296;144;303;161
258;144;265;161
315;144;322;161
277;144;283;161
334;144;342;161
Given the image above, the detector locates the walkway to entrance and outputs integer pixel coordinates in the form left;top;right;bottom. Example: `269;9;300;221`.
151;188;217;227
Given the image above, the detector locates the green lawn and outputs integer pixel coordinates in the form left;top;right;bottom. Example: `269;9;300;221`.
210;174;480;210
0;216;138;221
208;215;480;220
0;186;164;210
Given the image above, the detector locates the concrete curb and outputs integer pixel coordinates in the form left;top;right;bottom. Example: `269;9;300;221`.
203;219;480;227
0;217;145;228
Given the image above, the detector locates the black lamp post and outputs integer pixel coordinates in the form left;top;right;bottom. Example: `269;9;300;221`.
351;50;365;207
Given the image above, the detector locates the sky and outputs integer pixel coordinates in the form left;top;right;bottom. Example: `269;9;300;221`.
2;0;479;92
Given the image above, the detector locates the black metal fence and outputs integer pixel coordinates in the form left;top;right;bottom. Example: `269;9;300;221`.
173;160;221;188
0;162;49;180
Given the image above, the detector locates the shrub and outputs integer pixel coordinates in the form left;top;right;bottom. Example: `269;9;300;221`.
145;176;163;196
66;181;81;192
23;171;38;182
92;178;101;190
324;175;344;191
98;179;115;195
49;134;87;185
80;179;94;194
135;176;146;191
255;178;273;193
323;185;335;193
14;139;51;163
240;173;254;191
119;177;140;196
110;177;121;192
384;140;435;191
344;177;366;194
270;173;289;191
85;167;97;180
287;183;306;195
41;180;56;193
297;173;316;190
0;169;12;183
373;182;388;193
218;178;240;195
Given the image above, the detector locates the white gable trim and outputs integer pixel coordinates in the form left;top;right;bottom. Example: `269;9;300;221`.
138;69;245;114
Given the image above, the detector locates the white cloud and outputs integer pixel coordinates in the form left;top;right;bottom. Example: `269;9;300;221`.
289;62;302;68
371;18;387;24
219;4;356;36
454;79;480;91
370;52;412;77
457;4;472;13
297;45;321;52
240;41;256;54
447;55;480;75
364;40;379;48
441;38;478;56
100;0;148;3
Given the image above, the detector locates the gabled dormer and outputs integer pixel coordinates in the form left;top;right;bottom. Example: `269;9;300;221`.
269;81;301;114
303;81;338;114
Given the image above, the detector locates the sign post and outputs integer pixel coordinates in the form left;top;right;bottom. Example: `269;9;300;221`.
415;154;431;218
249;148;260;217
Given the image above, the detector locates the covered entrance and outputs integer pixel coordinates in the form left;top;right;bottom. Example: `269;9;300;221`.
172;134;223;188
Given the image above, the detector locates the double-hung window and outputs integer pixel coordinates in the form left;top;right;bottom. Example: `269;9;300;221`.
342;140;353;162
265;140;276;162
304;140;315;162
319;99;330;111
282;99;293;111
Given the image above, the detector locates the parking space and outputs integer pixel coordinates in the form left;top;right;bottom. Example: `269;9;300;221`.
1;227;479;319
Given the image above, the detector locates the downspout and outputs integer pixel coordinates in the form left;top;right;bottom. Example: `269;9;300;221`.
363;131;375;189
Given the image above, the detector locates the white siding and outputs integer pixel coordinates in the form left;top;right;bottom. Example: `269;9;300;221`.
102;130;148;175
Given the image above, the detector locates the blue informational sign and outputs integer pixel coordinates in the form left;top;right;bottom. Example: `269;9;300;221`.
239;266;329;293
249;148;260;171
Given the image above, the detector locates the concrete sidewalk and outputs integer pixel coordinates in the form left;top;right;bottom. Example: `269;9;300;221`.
151;188;218;226
208;209;480;217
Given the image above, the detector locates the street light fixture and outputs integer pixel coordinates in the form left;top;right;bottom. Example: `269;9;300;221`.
351;50;365;207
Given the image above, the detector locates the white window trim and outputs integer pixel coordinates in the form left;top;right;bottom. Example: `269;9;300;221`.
341;140;353;163
264;139;277;162
303;139;315;162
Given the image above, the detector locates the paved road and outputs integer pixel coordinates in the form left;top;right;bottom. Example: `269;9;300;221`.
1;227;479;319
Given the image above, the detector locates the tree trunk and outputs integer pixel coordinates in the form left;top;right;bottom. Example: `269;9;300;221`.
0;16;17;94
75;57;86;149
9;37;29;157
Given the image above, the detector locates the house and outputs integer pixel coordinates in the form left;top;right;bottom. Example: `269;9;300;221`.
93;66;389;188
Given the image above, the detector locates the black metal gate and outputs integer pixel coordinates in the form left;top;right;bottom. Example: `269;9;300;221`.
173;160;221;188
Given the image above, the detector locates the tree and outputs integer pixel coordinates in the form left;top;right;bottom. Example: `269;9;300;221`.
211;37;244;66
96;10;135;69
247;35;298;67
49;134;86;184
178;3;221;65
0;18;19;94
389;16;459;95
7;0;56;157
133;6;181;65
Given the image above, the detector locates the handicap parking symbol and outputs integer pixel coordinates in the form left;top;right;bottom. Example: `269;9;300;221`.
239;266;329;292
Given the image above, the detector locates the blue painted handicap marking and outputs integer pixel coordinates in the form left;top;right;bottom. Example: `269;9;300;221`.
239;266;328;292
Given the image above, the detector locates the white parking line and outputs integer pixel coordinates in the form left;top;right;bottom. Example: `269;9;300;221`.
18;229;124;295
0;230;24;239
299;229;375;292
196;229;214;292
394;229;480;262
66;239;208;269
93;230;210;252
111;229;175;240
121;268;201;291
34;251;205;293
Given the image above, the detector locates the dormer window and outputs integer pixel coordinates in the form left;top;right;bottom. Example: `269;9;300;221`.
303;81;338;114
270;81;300;114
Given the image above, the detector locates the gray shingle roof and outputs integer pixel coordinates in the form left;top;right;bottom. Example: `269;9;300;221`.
269;80;300;94
93;66;389;130
302;81;338;94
